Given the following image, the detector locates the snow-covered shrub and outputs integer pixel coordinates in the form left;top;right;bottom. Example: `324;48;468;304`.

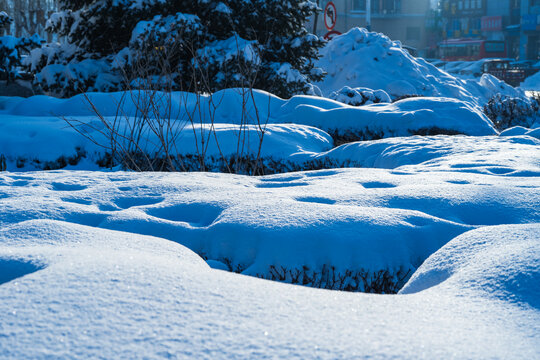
483;94;540;130
0;11;41;83
0;34;41;82
329;86;391;106
32;0;325;98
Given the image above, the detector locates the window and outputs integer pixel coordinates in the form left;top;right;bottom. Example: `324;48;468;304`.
485;41;505;53
406;26;421;40
352;0;366;11
382;0;401;14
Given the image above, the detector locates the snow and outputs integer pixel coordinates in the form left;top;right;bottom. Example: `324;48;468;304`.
0;4;538;355
433;58;506;79
315;28;526;106
0;86;539;356
316;134;540;174
0;89;502;171
521;70;540;90
130;13;202;45
328;86;391;106
0;167;538;357
2;28;540;353
401;224;540;308
197;34;261;67
282;96;497;139
0;142;538;288
500;125;540;139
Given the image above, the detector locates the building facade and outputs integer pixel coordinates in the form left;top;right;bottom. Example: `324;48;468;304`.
439;0;540;60
520;0;540;60
311;0;431;56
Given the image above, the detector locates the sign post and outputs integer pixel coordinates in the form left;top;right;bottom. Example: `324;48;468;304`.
324;2;337;31
324;2;341;40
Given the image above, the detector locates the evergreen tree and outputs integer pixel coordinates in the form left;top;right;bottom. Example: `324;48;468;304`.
0;11;41;83
29;0;325;98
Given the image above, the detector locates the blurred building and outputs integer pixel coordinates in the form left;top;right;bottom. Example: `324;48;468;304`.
520;0;540;60
439;0;540;60
311;0;432;56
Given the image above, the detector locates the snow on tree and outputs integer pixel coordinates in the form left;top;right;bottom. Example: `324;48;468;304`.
0;11;41;83
28;0;325;98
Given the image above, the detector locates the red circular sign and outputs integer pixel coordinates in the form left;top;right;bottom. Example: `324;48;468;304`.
324;2;337;31
324;30;342;40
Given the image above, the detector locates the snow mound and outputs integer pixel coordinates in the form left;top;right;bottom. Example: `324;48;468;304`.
500;126;540;139
0;114;332;170
317;134;540;175
1;166;538;293
521;71;540;90
400;224;540;310
284;96;497;141
0;89;497;168
1;219;539;358
316;28;525;106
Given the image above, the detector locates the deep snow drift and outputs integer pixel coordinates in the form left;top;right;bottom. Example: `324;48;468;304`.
0;156;538;293
0;179;538;358
315;28;526;106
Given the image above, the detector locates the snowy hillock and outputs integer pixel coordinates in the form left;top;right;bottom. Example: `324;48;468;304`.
0;90;498;172
500;125;540;139
400;224;540;309
316;134;540;175
283;96;497;143
1;218;539;358
0;166;538;295
315;28;526;106
0;89;501;172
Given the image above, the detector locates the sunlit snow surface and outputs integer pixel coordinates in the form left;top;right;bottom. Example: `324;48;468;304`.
1;88;540;357
0;156;539;357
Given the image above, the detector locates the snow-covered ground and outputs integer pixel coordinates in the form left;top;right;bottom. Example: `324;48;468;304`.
1;27;540;358
521;70;540;91
1;92;539;357
0;166;539;357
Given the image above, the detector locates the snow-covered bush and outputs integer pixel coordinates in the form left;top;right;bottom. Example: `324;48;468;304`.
0;11;41;83
31;0;325;98
483;94;540;130
329;86;391;106
0;34;41;83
